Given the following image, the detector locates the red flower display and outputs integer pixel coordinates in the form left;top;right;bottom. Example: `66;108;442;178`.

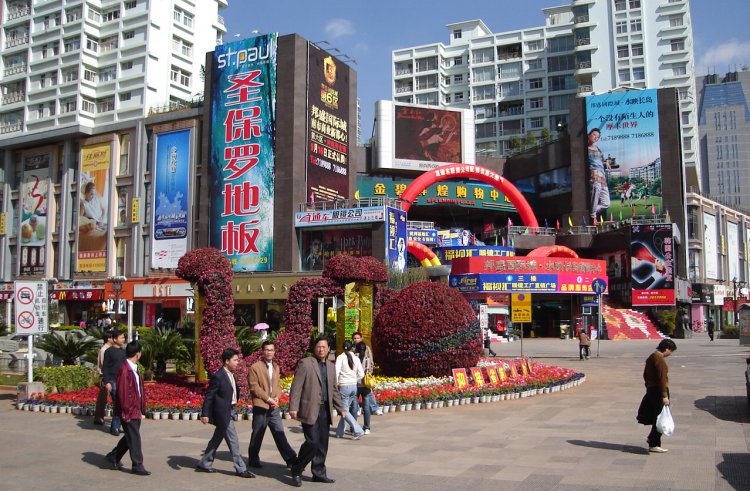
176;247;248;393
322;255;388;283
373;282;482;377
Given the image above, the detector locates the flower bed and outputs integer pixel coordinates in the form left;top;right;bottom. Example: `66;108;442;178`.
16;359;584;418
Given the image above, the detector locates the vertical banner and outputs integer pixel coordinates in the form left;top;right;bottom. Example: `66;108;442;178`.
210;34;277;272
704;212;718;279
631;224;675;306
77;143;111;272
585;89;661;222
727;221;739;282
20;153;50;275
307;45;350;202
386;206;407;272
359;283;373;346
152;129;191;269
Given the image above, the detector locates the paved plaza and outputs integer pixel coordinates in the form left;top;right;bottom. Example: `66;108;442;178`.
1;336;749;490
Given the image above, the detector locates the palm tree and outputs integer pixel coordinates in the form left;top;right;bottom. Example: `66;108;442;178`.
36;331;100;366
140;326;189;378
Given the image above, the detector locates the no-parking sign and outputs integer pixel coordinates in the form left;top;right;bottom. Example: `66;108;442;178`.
13;281;48;335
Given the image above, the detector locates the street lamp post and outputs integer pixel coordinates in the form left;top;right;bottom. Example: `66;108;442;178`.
108;276;127;324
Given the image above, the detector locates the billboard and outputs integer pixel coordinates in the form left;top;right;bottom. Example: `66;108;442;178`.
295;206;385;228
386;207;407;273
585;90;662;222
77;143;111;272
373;101;475;171
631;224;674;306
727;221;739;282
703;212;718;279
19;153;50;276
210;34;277;272
152;129;191;269
307;45;350;202
300;228;372;272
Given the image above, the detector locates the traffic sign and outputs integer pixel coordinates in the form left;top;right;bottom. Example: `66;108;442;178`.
13;281;48;335
591;278;607;295
511;293;532;323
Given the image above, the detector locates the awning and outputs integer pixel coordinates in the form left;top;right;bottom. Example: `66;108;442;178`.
487;306;509;315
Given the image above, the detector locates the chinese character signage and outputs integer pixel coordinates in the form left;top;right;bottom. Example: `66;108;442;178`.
585;89;662;222
20;152;50;276
307;45;350;202
434;246;515;264
77;143;111;272
386;207;407;273
295;206;385;228
14;281;48;335
452;368;469;389
631;223;674;306
152;129;191;269
407;229;439;245
511;293;532;323
210;34;277;272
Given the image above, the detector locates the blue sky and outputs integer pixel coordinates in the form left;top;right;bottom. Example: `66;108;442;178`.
222;0;750;141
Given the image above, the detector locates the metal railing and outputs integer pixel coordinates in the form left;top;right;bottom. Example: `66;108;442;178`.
577;84;593;93
7;6;30;20
3;64;27;77
2;91;25;104
5;35;29;48
576;38;591;46
574;15;590;23
299;197;406;212
407;220;435;230
0;122;22;134
577;61;592;69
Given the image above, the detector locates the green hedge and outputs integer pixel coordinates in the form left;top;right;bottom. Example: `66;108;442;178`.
35;365;97;393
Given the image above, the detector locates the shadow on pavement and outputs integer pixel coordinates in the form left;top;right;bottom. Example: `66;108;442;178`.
694;396;750;424
167;454;200;471
567;439;649;455
0;392;16;401
81;451;115;470
716;452;750;490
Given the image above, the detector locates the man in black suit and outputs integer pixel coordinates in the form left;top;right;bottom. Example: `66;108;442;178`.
102;330;126;435
196;348;255;478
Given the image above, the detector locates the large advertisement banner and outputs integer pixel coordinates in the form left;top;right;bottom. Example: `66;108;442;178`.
77;143;111;272
152;129;191;269
728;221;739;282
300;228;373;271
210;34;277;272
394;105;462;169
386;207;407;273
631;224;674;306
307;46;350;202
704;212;718;279
585;90;661;222
20;153;50;276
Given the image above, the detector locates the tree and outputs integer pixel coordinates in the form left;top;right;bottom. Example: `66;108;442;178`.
541;127;551;142
36;331;100;366
140;326;190;378
524;131;538;149
508;136;522;151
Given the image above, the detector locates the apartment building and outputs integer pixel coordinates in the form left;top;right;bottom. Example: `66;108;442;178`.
391;0;701;188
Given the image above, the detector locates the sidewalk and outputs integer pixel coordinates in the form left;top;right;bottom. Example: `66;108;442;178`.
1;337;748;490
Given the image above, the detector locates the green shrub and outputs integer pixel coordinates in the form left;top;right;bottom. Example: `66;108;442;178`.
721;325;739;338
35;365;97;393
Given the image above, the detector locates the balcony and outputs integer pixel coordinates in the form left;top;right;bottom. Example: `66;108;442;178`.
0;122;23;134
576;38;591;46
577;61;592;69
394;68;413;77
573;15;590;24
2;91;25;104
5;35;29;48
7;6;30;20
217;15;224;26
395;85;413;93
577;84;593;94
3;64;27;77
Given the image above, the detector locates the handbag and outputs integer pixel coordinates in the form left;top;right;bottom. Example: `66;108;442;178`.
655;405;675;436
363;372;375;389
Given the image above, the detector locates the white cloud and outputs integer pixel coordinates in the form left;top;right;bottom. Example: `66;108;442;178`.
697;39;750;72
324;18;354;38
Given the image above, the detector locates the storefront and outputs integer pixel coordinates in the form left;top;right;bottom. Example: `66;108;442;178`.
232;273;316;331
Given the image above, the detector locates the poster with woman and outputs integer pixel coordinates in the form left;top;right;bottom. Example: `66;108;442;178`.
77;143;111;272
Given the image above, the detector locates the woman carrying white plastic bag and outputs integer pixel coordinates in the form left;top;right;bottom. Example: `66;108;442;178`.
636;339;677;453
656;405;675;436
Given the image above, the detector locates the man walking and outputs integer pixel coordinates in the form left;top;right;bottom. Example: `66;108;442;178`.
247;341;297;468
106;340;150;475
289;337;345;487
102;330;126;435
707;317;715;342
94;329;113;425
196;348;255;478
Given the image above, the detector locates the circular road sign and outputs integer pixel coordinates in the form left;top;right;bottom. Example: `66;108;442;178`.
591;279;607;295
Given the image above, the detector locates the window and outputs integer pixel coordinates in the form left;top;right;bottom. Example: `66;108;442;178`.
416;74;437;90
670;39;685;51
453;56;463;66
499;62;521;78
174;8;194;28
615;0;626;11
672;63;687;76
681;111;690;125
119;134;130;175
616;21;628;34
121;60;133;71
669;15;683;27
683;136;692;150
547;36;574;53
64;36;80;52
473;85;495;101
452;29;462;39
66;8;82;22
125;1;137;9
100;36;118;52
547;55;575;72
473;66;494;83
443;94;451;104
472;48;494;64
629;0;641;8
99;65;117;82
632;66;645;80
123;30;135;40
63;68;78;82
37;104;44;119
619;69;631;82
82;97;95;113
172;37;192;57
84;68;97;82
475;122;497;139
528;78;543;90
549;94;573;111
97;96;115;113
170;66;191;86
85;36;98;52
415;57;438;72
454;92;464;102
60;97;76;113
617;45;629;58
453;74;463;83
443;76;451;86
48;101;56;116
528;97;544;109
631;44;643;56
526;40;543;52
527;59;543;70
630;19;642;32
529;117;544;129
103;9;120;22
548;74;576;91
87;8;101;22
474;104;496;119
415;93;438;105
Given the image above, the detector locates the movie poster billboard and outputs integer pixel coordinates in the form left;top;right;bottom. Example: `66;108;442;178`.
152;129;191;269
386;207;407;273
210;34;277;272
394;105;463;169
631;224;674;306
300;228;372;271
585;90;662;222
77;143;111;272
704;212;718;279
19;153;50;275
307;45;350;202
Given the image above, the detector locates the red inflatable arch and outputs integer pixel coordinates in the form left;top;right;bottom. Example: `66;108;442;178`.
407;240;441;267
399;164;539;228
527;245;579;259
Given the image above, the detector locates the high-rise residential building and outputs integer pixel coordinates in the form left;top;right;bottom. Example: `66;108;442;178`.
391;0;701;188
697;70;750;209
0;0;228;143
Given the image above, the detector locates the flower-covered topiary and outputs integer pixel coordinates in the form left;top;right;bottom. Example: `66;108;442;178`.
176;248;248;393
322;255;388;284
373;281;482;377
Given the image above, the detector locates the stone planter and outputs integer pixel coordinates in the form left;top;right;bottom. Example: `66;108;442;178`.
151;412;161;420
413;402;421;410
397;404;406;412
190;412;199;421
424;402;433;409
182;412;191;420
405;403;413;411
382;405;390;414
160;411;169;419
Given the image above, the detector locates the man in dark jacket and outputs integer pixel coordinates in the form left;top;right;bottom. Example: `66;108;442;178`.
102;330;126;435
196;348;255;478
106;340;150;475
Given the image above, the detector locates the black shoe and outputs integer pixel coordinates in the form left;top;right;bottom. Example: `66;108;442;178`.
109;428;120;436
248;461;263;469
105;452;123;470
93;418;105;425
195;465;216;473
291;474;302;487
312;476;335;483
131;468;151;476
236;470;256;478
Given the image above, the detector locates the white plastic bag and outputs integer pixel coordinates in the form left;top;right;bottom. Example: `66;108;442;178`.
656;405;675;436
